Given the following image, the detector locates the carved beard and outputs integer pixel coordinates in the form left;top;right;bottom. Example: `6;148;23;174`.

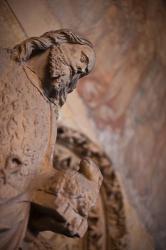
45;46;80;107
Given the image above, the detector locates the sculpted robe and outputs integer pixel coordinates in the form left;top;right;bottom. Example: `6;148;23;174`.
0;49;57;249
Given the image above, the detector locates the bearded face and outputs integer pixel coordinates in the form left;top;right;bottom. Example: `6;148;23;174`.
46;43;95;106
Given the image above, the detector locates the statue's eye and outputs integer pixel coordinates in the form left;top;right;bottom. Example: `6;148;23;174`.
80;54;86;63
80;52;88;64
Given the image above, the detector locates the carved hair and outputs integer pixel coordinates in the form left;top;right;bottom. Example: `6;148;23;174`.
11;29;93;62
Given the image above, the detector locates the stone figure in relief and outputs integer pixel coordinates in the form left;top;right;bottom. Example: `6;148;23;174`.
0;29;102;250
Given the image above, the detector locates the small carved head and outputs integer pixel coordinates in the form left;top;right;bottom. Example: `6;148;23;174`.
11;29;95;106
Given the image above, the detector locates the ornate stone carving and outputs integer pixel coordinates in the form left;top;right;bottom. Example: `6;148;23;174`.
23;125;127;250
0;30;101;250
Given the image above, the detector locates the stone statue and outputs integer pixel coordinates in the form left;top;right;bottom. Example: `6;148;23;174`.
0;29;102;250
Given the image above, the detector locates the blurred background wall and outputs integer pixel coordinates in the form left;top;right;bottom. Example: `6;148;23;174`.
0;0;166;249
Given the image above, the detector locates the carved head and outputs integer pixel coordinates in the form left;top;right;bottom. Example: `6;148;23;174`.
11;29;95;106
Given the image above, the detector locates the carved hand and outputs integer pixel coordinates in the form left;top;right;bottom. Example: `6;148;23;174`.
29;158;103;238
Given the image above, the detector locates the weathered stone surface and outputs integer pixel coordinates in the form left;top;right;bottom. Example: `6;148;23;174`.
0;30;101;249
